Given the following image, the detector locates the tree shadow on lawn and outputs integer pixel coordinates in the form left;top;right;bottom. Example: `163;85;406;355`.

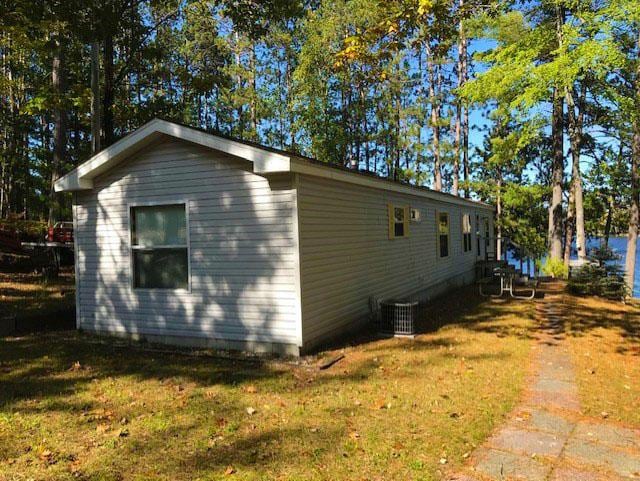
313;285;540;356
0;333;288;412
0;282;548;415
560;293;640;356
0;285;546;480
0;330;391;415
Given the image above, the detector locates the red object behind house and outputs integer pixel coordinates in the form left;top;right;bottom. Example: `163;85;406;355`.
47;222;74;244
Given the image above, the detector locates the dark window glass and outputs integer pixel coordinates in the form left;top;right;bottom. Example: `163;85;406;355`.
133;249;188;289
438;213;449;257
439;235;449;257
393;207;405;237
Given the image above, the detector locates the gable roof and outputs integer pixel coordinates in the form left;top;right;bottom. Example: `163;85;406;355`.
55;118;493;211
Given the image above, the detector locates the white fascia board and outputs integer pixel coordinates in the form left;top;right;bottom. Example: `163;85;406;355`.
54;118;291;192
289;158;494;211
158;122;291;174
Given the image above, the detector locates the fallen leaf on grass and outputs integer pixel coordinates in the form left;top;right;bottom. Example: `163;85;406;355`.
96;423;110;434
372;399;390;410
39;449;57;465
69;459;82;474
246;407;256;415
69;361;82;371
205;390;217;399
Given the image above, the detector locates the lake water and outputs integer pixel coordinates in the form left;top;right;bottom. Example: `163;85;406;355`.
505;236;639;298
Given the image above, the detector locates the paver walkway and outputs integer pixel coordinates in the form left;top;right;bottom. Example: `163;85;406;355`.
449;288;640;481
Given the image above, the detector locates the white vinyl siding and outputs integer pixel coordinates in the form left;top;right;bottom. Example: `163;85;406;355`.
74;138;300;347
297;174;491;348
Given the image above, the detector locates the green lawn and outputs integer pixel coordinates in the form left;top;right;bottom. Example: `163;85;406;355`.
0;282;535;481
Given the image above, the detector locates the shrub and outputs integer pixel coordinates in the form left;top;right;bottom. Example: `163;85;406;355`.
567;245;628;301
538;257;568;279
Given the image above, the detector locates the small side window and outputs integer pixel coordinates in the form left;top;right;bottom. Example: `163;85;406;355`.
130;203;189;289
438;212;450;258
476;214;481;255
462;213;472;253
388;204;409;239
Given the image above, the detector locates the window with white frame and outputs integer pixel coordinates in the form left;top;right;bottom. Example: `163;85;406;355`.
476;214;481;255
462;213;472;252
437;212;450;257
130;203;189;289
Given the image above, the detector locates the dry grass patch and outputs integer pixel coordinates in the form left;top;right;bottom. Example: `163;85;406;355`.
563;292;640;426
0;271;74;320
0;286;535;481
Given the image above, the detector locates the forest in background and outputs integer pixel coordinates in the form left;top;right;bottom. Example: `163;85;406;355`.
0;0;639;289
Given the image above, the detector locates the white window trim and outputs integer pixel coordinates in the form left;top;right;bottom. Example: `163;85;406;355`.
128;199;192;293
462;212;473;254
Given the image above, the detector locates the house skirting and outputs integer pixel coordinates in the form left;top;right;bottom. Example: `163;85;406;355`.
81;328;301;356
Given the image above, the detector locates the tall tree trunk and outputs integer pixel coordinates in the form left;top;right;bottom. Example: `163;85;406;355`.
548;86;564;260
250;43;257;139
103;34;115;147
49;33;67;224
566;85;586;260
1;34;13;219
603;194;614;249
462;95;469;197
626;123;639;295
428;50;442;191
624;30;640;295
91;41;101;154
453;0;468;197
453;104;460;196
496;177;502;260
564;182;575;266
234;31;244;139
548;5;565;261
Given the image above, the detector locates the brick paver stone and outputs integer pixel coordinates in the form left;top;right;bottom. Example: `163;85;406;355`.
474;448;551;481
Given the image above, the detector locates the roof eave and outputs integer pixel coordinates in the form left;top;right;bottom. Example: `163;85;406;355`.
54;118;291;192
289;158;494;210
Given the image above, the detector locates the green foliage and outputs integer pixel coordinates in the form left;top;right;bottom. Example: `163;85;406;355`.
0;0;638;298
567;245;628;300
0;219;47;241
568;265;628;300
538;257;569;279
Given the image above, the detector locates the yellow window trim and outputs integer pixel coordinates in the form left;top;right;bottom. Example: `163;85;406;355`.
436;211;450;257
388;203;410;239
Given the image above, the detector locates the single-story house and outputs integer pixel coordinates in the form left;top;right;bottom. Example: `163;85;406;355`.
55;118;495;355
